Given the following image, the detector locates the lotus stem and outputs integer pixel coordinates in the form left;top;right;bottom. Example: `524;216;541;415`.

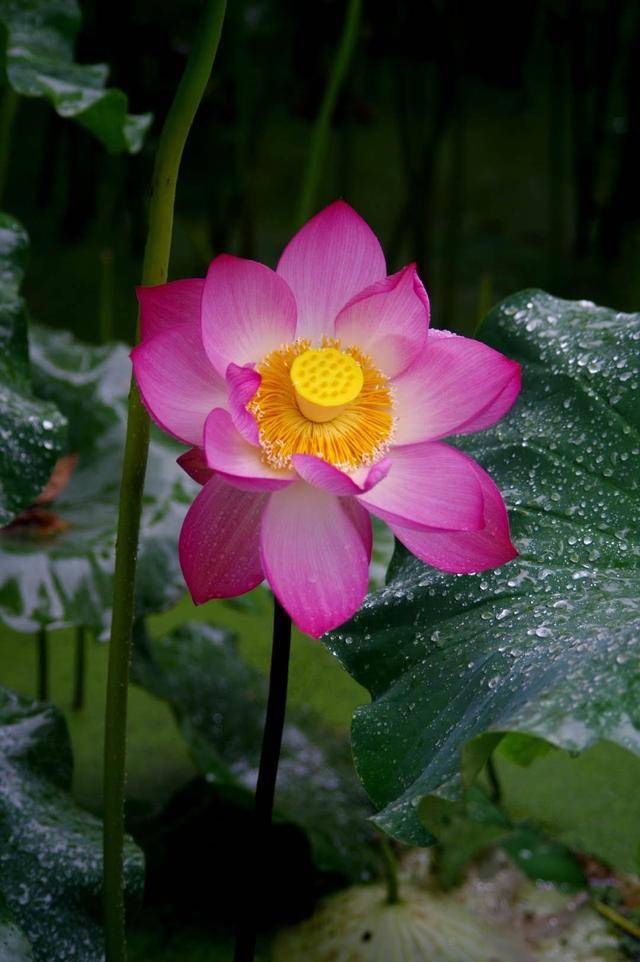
233;597;292;962
380;837;401;905
592;900;640;940
294;0;362;228
36;627;49;702
102;3;227;959
72;626;86;711
486;754;501;801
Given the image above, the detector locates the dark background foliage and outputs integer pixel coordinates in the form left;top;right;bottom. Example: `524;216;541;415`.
5;0;640;345
2;1;640;959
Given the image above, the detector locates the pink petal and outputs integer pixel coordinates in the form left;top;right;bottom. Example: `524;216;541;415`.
357;442;484;532
389;457;518;573
177;447;213;486
137;279;204;341
226;363;261;445
341;498;373;557
260;483;370;637
204;408;294;491
334;264;429;377
455;375;523;434
277;200;386;342
131;323;227;446
392;334;521;445
292;454;391;495
201;254;297;375
179;474;267;602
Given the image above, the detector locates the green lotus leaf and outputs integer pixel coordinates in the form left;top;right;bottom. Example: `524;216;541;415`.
326;291;640;850
0;212;66;526
0;685;144;961
133;620;378;880
0;0;151;153
419;784;586;889
0;892;34;962
0;322;194;634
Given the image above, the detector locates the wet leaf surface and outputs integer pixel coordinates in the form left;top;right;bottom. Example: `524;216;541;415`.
0;891;34;961
133;621;378;880
0;322;194;634
0;214;66;526
0;0;151;152
326;291;640;846
0;685;144;961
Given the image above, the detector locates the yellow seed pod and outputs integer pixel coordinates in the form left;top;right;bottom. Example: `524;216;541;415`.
290;347;364;422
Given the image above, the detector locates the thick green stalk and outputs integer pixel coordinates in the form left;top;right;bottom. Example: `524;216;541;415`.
380;837;401;905
294;0;362;228
102;3;227;959
233;598;292;962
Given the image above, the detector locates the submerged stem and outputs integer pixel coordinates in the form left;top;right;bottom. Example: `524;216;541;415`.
294;0;362;228
233;597;292;962
102;3;227;959
380;837;401;905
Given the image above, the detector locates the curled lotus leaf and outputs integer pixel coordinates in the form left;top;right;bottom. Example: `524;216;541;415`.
0;0;151;152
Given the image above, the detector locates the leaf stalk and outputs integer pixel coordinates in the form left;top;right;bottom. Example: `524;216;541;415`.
294;0;362;228
233;597;292;962
102;3;227;958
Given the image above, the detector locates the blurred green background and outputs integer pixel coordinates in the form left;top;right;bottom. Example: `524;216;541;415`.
5;0;640;348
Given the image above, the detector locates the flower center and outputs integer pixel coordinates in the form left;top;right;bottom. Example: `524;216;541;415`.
290;347;364;422
248;338;394;470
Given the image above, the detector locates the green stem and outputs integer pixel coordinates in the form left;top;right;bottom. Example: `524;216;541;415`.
102;4;227;959
36;627;48;702
72;626;86;711
485;754;501;802
592;899;640;940
380;837;401;905
294;0;362;228
0;87;19;206
233;598;292;962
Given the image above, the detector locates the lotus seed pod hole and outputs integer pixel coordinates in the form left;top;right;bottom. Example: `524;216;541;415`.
291;347;364;422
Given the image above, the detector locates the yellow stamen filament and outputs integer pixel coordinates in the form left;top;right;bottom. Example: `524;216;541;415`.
290;347;364;422
248;338;394;470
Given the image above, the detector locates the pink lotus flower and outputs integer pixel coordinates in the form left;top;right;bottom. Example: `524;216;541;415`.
132;202;520;637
